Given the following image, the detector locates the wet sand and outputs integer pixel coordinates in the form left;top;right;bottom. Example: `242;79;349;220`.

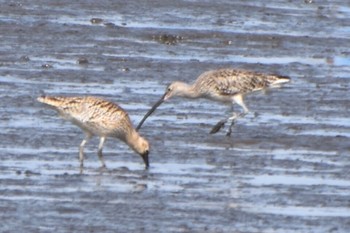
1;0;350;232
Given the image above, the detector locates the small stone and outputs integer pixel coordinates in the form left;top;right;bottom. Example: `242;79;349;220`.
120;67;130;72
77;58;89;65
20;55;30;62
104;22;117;28
90;18;103;24
41;64;53;69
155;33;183;45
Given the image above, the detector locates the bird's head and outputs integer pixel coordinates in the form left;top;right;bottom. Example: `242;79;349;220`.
133;135;150;169
164;81;189;100
136;81;190;131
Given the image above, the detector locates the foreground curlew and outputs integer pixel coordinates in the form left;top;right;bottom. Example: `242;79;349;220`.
38;96;150;168
137;68;290;136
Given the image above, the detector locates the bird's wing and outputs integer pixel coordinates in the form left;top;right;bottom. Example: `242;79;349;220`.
210;69;269;95
81;97;128;123
55;97;125;125
71;97;133;135
39;96;89;120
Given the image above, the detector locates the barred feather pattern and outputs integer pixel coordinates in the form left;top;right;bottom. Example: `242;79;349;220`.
194;69;290;98
37;96;133;139
136;68;290;135
37;95;150;168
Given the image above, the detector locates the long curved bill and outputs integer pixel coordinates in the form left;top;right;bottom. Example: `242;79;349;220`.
136;92;167;131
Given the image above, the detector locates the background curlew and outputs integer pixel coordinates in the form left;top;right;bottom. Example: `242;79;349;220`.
38;96;150;168
137;68;290;136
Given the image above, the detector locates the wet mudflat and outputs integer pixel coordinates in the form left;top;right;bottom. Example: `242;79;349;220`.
1;0;350;232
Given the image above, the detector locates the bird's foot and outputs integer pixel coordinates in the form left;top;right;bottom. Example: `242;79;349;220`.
229;112;247;121
225;122;235;137
225;116;238;137
239;111;248;118
210;119;227;134
210;111;247;135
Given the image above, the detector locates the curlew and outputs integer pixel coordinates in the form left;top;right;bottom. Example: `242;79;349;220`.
137;68;290;136
38;96;149;168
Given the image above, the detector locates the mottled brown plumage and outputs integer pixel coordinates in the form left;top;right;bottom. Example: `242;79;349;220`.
38;96;149;168
194;69;289;98
137;68;290;136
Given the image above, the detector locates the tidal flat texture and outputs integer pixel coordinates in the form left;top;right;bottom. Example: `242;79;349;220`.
0;0;349;232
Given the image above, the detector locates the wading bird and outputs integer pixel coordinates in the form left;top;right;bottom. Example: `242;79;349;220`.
137;68;290;136
38;96;149;168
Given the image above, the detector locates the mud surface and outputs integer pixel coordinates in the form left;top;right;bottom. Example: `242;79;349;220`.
1;0;350;232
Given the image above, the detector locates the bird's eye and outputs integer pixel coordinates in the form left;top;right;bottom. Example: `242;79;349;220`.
167;87;172;92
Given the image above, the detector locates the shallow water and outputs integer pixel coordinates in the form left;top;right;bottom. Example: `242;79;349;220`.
1;0;350;232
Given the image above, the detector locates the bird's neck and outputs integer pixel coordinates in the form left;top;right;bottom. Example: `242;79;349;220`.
125;129;141;153
177;82;200;99
125;129;137;145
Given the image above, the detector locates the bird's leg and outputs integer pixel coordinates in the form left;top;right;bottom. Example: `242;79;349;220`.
210;95;250;136
79;134;92;168
210;113;241;135
225;112;240;137
210;104;240;135
210;102;234;134
97;137;106;168
233;94;249;117
225;110;249;137
211;112;244;135
210;119;227;134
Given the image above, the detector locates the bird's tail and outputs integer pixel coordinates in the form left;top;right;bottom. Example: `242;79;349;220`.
37;96;64;107
266;74;291;87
